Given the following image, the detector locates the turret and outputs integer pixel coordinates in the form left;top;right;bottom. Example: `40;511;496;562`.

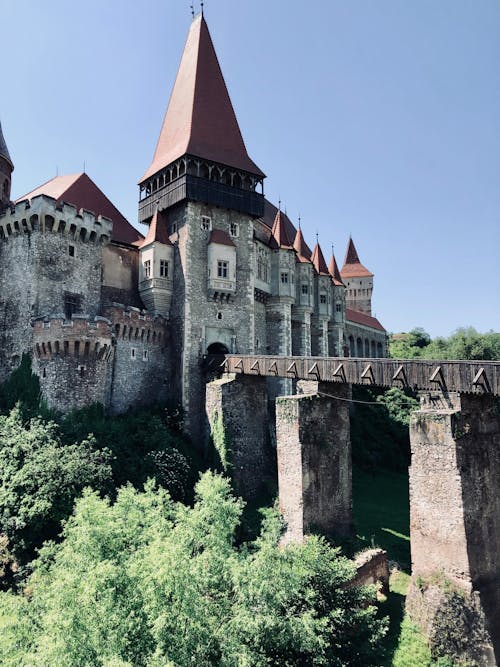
291;225;314;355
310;241;331;355
0;121;14;210
138;209;174;317
340;237;374;316
328;249;346;356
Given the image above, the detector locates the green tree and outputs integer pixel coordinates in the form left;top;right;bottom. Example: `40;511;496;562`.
0;473;387;666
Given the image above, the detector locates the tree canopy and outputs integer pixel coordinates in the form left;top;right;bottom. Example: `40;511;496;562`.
389;327;500;361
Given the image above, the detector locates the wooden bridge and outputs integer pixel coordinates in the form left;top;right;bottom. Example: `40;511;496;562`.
214;354;500;396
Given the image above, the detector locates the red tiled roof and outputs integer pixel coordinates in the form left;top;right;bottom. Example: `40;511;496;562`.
139;208;172;247
140;15;264;182
269;209;294;250
293;228;312;263
328;251;345;286
209;228;235;247
346;308;385;331
311;242;329;275
16;173;143;245
341;237;373;278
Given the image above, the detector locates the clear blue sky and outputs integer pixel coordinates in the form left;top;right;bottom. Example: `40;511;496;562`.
1;0;499;337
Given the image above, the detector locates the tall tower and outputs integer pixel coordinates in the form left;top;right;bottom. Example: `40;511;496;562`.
0;121;14;210
138;13;265;438
340;237;374;316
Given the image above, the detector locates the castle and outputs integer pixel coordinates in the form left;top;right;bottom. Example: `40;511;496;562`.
0;13;386;435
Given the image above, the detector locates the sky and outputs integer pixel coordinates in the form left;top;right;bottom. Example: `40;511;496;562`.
1;0;499;337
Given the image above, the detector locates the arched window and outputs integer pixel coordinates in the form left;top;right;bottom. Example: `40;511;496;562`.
349;335;355;356
364;339;370;357
356;337;363;357
377;342;383;358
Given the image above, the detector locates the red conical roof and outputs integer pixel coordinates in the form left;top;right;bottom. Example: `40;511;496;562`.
269;209;294;250
139;208;172;248
311;242;329;275
329;251;345;286
341;237;373;278
293;227;312;263
140;15;264;182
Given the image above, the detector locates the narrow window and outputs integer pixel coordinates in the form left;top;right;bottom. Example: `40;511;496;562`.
201;216;212;231
280;272;288;284
159;259;169;277
336;303;342;312
230;222;239;237
143;349;148;361
78;365;86;377
68;244;75;257
217;260;229;278
320;293;327;304
144;260;151;279
131;348;136;360
170;222;177;234
301;284;308;295
217;312;223;320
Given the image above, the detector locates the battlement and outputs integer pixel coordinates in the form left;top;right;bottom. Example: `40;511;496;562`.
104;304;167;346
33;314;114;360
0;195;112;244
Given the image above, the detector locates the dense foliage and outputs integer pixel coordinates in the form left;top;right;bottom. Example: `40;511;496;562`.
0;473;387;667
390;327;500;361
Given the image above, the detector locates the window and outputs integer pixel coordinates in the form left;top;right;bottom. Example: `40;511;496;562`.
170;222;177;234
131;348;137;360
280;272;288;284
159;259;168;277
217;260;229;278
336;303;342;312
230;222;239;238
320;293;327;304
144;260;151;279
64;292;82;319
301;284;308;295
217;312;223;320
78;365;86;377
68;244;75;257
143;350;148;361
201;216;212;231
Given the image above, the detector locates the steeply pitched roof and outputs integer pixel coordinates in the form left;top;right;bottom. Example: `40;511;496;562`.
328;251;345;286
293;228;312;263
0;122;13;170
16;173;143;245
209;228;235;247
341;237;373;278
139;208;172;248
141;14;264;182
346;308;385;332
269;208;294;250
311;242;329;275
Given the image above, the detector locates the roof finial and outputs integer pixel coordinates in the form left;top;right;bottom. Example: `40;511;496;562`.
316;231;319;244
201;1;204;16
278;197;281;211
83;160;86;174
190;2;195;18
298;213;301;229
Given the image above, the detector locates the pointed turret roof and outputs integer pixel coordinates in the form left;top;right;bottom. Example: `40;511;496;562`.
139;208;172;248
0;122;14;170
328;251;345;286
17;173;143;245
141;14;264;183
311;242;329;275
340;237;373;278
269;208;294;250
293;227;312;263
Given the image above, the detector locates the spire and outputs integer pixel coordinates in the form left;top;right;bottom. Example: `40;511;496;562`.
269;208;293;250
293;227;312;262
341;236;373;278
140;14;264;182
139;208;172;248
311;242;329;275
0;121;14;171
328;249;344;286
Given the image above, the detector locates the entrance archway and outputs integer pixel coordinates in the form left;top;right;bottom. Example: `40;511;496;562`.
207;342;229;355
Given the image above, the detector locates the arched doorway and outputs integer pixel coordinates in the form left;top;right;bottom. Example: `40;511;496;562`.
207;342;229;355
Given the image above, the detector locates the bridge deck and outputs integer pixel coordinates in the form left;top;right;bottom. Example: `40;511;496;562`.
218;355;500;396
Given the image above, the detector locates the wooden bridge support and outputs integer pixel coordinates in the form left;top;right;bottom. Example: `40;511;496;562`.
276;382;352;545
408;392;500;665
205;373;273;502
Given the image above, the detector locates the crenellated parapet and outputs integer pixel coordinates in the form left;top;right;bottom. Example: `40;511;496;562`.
103;304;167;347
0;195;112;244
32;315;114;361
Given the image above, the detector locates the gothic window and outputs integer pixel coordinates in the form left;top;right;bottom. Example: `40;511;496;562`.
201;216;212;231
280;272;288;284
336;303;342;312
217;260;229;278
64;292;82;320
159;259;169;278
144;260;151;279
301;284;308;295
230;222;239;237
143;350;149;361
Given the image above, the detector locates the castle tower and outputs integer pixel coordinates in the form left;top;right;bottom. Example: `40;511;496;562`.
138;208;174;317
291;226;313;355
0;121;14;209
340;237;374;316
311;241;332;356
328;249;346;356
138;13;265;438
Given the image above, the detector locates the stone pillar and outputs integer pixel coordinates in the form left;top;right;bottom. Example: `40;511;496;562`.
292;309;312;356
276;382;352;544
205;373;273;502
407;391;500;665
